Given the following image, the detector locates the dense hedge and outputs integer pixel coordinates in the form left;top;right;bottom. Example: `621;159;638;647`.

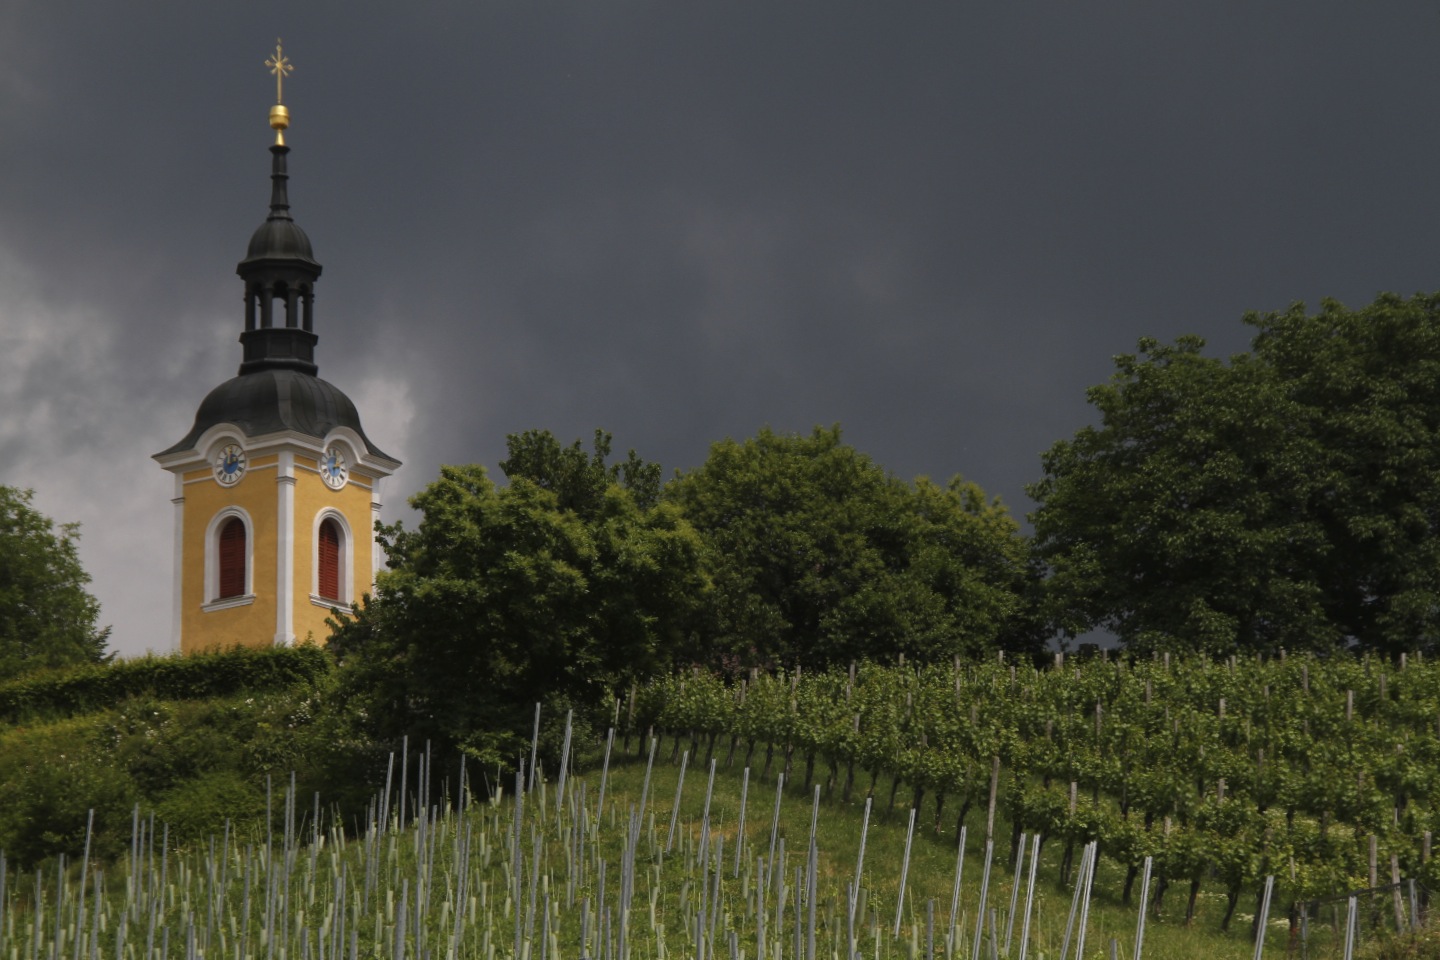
0;645;333;722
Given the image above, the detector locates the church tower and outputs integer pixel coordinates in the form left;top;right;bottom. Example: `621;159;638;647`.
154;47;400;653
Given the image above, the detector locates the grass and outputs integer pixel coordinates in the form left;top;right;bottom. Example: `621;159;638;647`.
0;730;1400;960
595;739;1304;959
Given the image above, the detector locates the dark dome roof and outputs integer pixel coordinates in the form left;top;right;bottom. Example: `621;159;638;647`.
157;369;394;461
241;217;318;266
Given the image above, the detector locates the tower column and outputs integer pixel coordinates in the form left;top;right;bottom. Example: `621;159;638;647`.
171;475;185;654
371;478;384;591
275;452;296;646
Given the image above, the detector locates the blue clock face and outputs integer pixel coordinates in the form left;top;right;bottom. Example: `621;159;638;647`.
214;444;247;486
321;446;349;489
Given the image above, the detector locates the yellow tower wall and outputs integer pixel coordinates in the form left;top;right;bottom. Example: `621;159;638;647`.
162;436;393;653
290;456;377;644
179;455;281;653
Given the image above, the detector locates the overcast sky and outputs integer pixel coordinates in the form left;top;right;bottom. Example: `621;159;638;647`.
3;3;1438;658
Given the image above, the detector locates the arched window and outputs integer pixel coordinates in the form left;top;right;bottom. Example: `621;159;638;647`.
203;507;254;610
218;517;247;600
311;509;352;608
317;518;341;601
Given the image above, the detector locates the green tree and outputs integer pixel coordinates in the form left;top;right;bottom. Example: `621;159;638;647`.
0;487;110;679
1030;293;1440;655
501;428;662;512
330;442;707;767
667;426;1037;669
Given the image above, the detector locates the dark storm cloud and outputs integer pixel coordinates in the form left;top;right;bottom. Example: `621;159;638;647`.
2;1;1439;655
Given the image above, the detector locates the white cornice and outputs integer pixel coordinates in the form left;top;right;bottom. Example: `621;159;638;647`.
154;425;400;478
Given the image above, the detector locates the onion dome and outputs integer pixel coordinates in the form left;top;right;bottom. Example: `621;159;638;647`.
156;369;395;461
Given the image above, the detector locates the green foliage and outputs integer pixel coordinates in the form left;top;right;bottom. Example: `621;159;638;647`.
330;448;708;769
1357;926;1440;960
0;662;356;866
501;428;663;512
152;770;267;842
1031;294;1440;655
0;486;110;680
0;644;332;723
633;651;1440;922
103;681;373;840
0;716;139;865
667;425;1038;669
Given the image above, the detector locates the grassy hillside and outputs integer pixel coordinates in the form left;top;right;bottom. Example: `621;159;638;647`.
0;648;1421;957
0;646;365;865
0;736;1376;960
598;752;1302;959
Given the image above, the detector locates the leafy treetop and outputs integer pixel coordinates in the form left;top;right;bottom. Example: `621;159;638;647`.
330;433;705;767
501;429;662;513
1030;293;1440;656
667;425;1038;670
0;487;110;680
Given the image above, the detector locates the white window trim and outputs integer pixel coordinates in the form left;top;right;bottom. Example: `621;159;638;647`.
203;506;256;609
310;507;353;608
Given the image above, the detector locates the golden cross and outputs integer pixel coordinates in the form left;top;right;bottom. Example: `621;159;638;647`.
265;39;293;104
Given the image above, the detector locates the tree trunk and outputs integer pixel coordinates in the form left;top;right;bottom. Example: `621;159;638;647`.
1122;865;1138;905
1184;879;1201;926
842;762;855;803
1151;876;1169;919
762;742;775;780
1221;887;1240;932
724;734;739;769
887;773;902;812
933;792;947;833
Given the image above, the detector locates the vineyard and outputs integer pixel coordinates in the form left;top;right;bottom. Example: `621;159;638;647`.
629;651;1440;937
0;650;1434;959
0;740;1200;960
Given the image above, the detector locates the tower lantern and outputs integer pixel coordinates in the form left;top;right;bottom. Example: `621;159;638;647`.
153;45;401;652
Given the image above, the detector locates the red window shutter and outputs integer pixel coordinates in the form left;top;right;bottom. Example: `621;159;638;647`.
318;519;340;600
218;518;246;599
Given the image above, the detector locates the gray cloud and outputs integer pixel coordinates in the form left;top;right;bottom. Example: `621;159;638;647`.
2;1;1438;656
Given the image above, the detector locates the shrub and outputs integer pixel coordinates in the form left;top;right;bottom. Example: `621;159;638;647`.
0;645;332;723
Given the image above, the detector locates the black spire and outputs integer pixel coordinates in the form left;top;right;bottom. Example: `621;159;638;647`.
235;142;324;375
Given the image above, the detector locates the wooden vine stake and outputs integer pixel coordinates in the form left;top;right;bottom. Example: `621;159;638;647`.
1392;854;1405;931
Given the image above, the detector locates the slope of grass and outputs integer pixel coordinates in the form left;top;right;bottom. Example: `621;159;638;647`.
595;742;1302;959
0;726;1397;960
